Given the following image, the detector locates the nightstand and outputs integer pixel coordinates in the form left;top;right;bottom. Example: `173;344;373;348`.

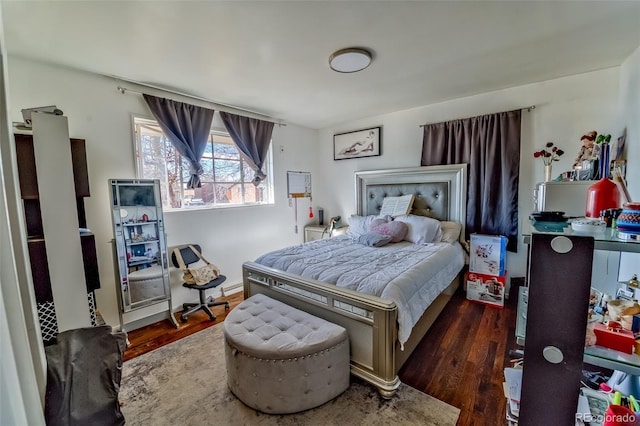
304;225;348;243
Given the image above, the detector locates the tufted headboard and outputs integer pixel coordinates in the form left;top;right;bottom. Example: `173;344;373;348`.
362;182;449;219
354;165;467;240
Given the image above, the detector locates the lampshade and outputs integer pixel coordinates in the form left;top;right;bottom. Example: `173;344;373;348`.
329;48;372;73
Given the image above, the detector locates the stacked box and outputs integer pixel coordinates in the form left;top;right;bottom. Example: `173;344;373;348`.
466;271;507;308
469;234;507;276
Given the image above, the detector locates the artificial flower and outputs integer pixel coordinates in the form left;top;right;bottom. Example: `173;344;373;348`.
534;142;564;166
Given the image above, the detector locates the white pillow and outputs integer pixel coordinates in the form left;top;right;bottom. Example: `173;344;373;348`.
393;214;443;244
347;214;391;237
440;221;462;244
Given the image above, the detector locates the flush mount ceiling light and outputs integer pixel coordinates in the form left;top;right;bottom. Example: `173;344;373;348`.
329;48;372;73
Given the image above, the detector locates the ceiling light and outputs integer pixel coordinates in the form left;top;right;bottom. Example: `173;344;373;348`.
329;48;372;73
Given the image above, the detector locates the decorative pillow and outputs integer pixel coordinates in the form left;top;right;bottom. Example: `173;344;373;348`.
354;232;392;247
393;214;443;244
370;219;409;243
347;215;391;237
440;221;462;244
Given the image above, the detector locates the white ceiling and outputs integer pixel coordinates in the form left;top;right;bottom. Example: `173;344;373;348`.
2;1;640;129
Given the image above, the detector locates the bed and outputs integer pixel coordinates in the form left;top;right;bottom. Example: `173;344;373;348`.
242;164;467;397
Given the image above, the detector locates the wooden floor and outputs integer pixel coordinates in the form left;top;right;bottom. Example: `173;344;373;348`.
124;287;518;425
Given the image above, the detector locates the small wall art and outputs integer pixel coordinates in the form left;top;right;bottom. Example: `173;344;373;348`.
333;126;381;160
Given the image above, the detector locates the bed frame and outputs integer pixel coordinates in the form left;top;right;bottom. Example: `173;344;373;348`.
242;164;467;397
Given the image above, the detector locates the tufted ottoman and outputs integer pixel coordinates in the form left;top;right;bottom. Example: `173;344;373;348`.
224;293;350;414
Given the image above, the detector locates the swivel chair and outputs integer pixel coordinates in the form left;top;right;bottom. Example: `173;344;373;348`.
170;244;229;322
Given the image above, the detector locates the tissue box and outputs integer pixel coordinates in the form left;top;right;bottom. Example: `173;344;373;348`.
465;271;506;308
469;234;507;276
592;322;636;354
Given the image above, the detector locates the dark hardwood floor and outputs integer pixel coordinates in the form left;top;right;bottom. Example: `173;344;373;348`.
124;286;518;425
123;292;245;361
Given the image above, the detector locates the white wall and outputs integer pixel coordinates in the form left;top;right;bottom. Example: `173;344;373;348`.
6;56;319;328
1;12;45;423
618;45;640;202
314;68;622;281
5;54;637;328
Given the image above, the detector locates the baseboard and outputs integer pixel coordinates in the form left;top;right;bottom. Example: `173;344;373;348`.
221;282;243;297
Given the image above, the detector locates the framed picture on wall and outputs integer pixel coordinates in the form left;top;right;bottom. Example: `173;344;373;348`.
333;127;381;160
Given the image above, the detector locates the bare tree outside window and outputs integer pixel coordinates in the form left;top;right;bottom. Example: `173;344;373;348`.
134;117;273;210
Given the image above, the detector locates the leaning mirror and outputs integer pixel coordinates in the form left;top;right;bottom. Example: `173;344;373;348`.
109;179;175;329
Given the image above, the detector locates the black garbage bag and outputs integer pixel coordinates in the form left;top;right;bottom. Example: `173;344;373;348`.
44;325;127;426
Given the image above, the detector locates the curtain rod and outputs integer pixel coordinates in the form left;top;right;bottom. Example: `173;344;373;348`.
114;78;286;127
418;105;535;128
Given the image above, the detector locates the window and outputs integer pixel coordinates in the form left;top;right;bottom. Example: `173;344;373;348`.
134;116;273;210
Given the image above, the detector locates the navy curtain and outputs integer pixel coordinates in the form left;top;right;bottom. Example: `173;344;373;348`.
143;94;215;189
220;112;274;186
421;110;521;252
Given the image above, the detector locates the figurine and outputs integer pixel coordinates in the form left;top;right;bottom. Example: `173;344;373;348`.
572;131;600;169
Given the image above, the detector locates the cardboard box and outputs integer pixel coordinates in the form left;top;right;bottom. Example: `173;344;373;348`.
469;234;507;276
592;322;636;354
466;271;506;308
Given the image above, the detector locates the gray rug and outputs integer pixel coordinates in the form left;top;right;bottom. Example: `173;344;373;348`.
120;323;460;425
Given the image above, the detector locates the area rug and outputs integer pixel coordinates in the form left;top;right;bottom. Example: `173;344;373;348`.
119;323;460;425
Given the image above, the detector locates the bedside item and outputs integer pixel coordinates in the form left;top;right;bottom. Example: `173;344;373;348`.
530;211;570;232
618;233;640;243
571;219;607;234
612;166;632;205
592;322;635;354
600;208;623;227
534;181;592;218
465;271;506;308
531;221;570;233
607;299;640;322
585;177;620;218
530;211;567;222
469;234;507;276
617;202;640;234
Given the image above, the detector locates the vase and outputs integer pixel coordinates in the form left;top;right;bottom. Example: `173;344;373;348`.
544;164;553;182
599;143;610;179
585;177;620;218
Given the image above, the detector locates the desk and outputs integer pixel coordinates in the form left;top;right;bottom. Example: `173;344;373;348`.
522;222;640;253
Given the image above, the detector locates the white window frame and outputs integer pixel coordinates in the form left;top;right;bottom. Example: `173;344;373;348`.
132;115;274;211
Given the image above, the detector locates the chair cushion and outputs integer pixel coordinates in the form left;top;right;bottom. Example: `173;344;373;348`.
182;275;226;290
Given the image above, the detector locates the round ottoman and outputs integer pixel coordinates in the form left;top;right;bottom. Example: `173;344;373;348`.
127;265;165;303
224;293;350;414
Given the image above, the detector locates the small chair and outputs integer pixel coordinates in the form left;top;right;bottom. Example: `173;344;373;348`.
170;244;229;322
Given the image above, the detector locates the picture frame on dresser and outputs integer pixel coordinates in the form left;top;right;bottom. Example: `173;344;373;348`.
333;126;381;160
